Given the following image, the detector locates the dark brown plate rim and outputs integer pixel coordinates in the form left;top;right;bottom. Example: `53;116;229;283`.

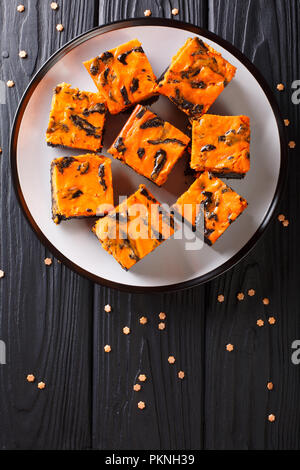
10;18;288;293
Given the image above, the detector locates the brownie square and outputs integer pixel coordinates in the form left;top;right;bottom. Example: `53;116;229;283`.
83;39;157;114
93;185;176;270
108;105;190;186
51;154;113;224
191;114;250;177
172;171;247;245
46;83;106;152
157;37;236;119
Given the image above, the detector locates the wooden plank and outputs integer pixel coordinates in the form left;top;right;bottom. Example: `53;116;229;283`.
93;0;208;450
99;0;208;25
93;289;206;450
1;0;296;451
0;0;97;449
205;0;300;450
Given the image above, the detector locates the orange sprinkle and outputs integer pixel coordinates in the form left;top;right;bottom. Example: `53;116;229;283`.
26;374;35;383
158;322;165;330
133;384;141;392
217;294;224;303
138;401;146;409
263;298;270;305
282;219;289;227
104;304;111;313
248;289;255;296
278;214;285;222
38;382;46;390
226;343;234;352
237;292;244;301
168;356;176;364
0;270;5;279
257;319;264;327
178;371;185;379
138;374;147;382
159;312;166;320
284;119;290;127
7;80;15;88
144;9;151;16
123;326;130;335
17;5;25;12
267;382;274;391
268;316;276;325
276;83;285;91
56;23;64;32
104;345;111;353
268;414;276;422
288;141;296;149
44;257;52;266
139;316;148;325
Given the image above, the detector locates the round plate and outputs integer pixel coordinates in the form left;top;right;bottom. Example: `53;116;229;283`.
10;18;287;292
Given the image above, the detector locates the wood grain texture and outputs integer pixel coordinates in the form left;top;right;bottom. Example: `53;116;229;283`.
93;0;208;450
0;0;298;451
0;0;97;449
93;289;206;450
99;0;208;24
205;0;300;450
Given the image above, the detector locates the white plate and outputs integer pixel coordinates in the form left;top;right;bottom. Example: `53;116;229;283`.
11;19;287;292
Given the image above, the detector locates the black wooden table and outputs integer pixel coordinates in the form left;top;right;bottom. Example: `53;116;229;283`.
0;0;299;450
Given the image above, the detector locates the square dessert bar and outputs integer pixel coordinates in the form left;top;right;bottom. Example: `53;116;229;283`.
108;105;190;186
83;39;157;114
191;114;250;177
51;154;113;224
157;37;236;119
93;184;176;270
46;83;106;152
172;171;247;245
